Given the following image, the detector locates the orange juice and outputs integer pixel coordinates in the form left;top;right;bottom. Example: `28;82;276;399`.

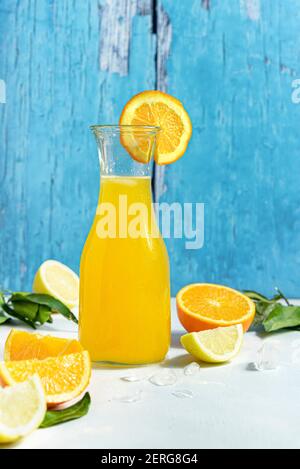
79;176;170;364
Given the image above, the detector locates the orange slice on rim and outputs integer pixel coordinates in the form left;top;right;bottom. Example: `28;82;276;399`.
119;90;192;165
177;283;255;332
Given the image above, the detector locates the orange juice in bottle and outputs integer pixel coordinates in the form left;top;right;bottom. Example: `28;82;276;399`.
79;126;170;364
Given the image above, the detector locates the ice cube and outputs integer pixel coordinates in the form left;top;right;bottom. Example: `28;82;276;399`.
253;342;280;371
183;362;201;376
149;370;177;386
113;390;142;403
172;389;194;399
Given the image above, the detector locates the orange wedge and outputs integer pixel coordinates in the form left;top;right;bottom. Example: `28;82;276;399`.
4;329;83;361
119;90;192;165
0;351;91;406
177;283;255;333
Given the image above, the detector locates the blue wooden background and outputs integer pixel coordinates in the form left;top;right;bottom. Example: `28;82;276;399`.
1;0;300;296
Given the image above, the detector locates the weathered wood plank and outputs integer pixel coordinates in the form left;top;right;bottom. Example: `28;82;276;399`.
157;0;300;296
99;0;137;76
1;0;300;298
0;0;155;290
154;2;172;201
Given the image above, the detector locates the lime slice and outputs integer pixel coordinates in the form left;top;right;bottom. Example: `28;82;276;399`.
180;324;244;363
33;260;79;309
0;375;46;443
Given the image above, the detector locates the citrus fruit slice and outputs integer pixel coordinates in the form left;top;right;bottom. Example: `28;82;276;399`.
4;329;83;361
177;283;255;332
0;351;91;406
119;90;192;165
33;259;79;309
181;324;244;363
0;375;46;443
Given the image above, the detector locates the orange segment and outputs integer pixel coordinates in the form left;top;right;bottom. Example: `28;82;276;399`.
177;284;255;332
120;90;192;165
0;351;91;406
4;329;83;361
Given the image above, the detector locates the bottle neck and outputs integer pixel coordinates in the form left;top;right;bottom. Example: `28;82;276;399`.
99;175;153;205
98;147;153;178
92;127;157;178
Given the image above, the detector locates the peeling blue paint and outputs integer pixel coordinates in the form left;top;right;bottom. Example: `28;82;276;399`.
0;0;300;298
0;0;155;290
159;0;300;296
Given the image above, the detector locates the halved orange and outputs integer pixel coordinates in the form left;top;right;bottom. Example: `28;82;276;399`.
4;329;83;361
177;283;255;332
0;351;91;406
119;90;192;165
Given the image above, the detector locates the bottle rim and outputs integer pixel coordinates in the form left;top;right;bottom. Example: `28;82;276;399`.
90;124;160;136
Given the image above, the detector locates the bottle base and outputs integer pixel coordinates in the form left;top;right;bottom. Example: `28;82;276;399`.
91;356;168;368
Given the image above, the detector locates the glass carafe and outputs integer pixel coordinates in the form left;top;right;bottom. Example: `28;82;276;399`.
79;125;171;364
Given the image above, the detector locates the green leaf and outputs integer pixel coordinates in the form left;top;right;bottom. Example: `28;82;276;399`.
25;294;78;324
263;304;300;332
36;305;52;325
0;292;5;307
273;287;290;306
1;303;36;329
0;290;78;329
252;301;275;327
0;311;10;325
11;301;39;321
243;290;275;304
9;292;31;302
40;393;91;428
244;287;300;333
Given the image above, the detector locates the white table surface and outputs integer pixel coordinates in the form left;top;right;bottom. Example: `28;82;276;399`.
1;299;300;449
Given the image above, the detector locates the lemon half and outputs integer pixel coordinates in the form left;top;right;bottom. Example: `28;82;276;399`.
33;260;79;309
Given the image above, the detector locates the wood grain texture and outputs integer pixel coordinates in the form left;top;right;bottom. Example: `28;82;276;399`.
154;2;172;200
0;79;5;103
1;0;300;297
158;0;300;296
99;0;137;76
0;0;155;290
